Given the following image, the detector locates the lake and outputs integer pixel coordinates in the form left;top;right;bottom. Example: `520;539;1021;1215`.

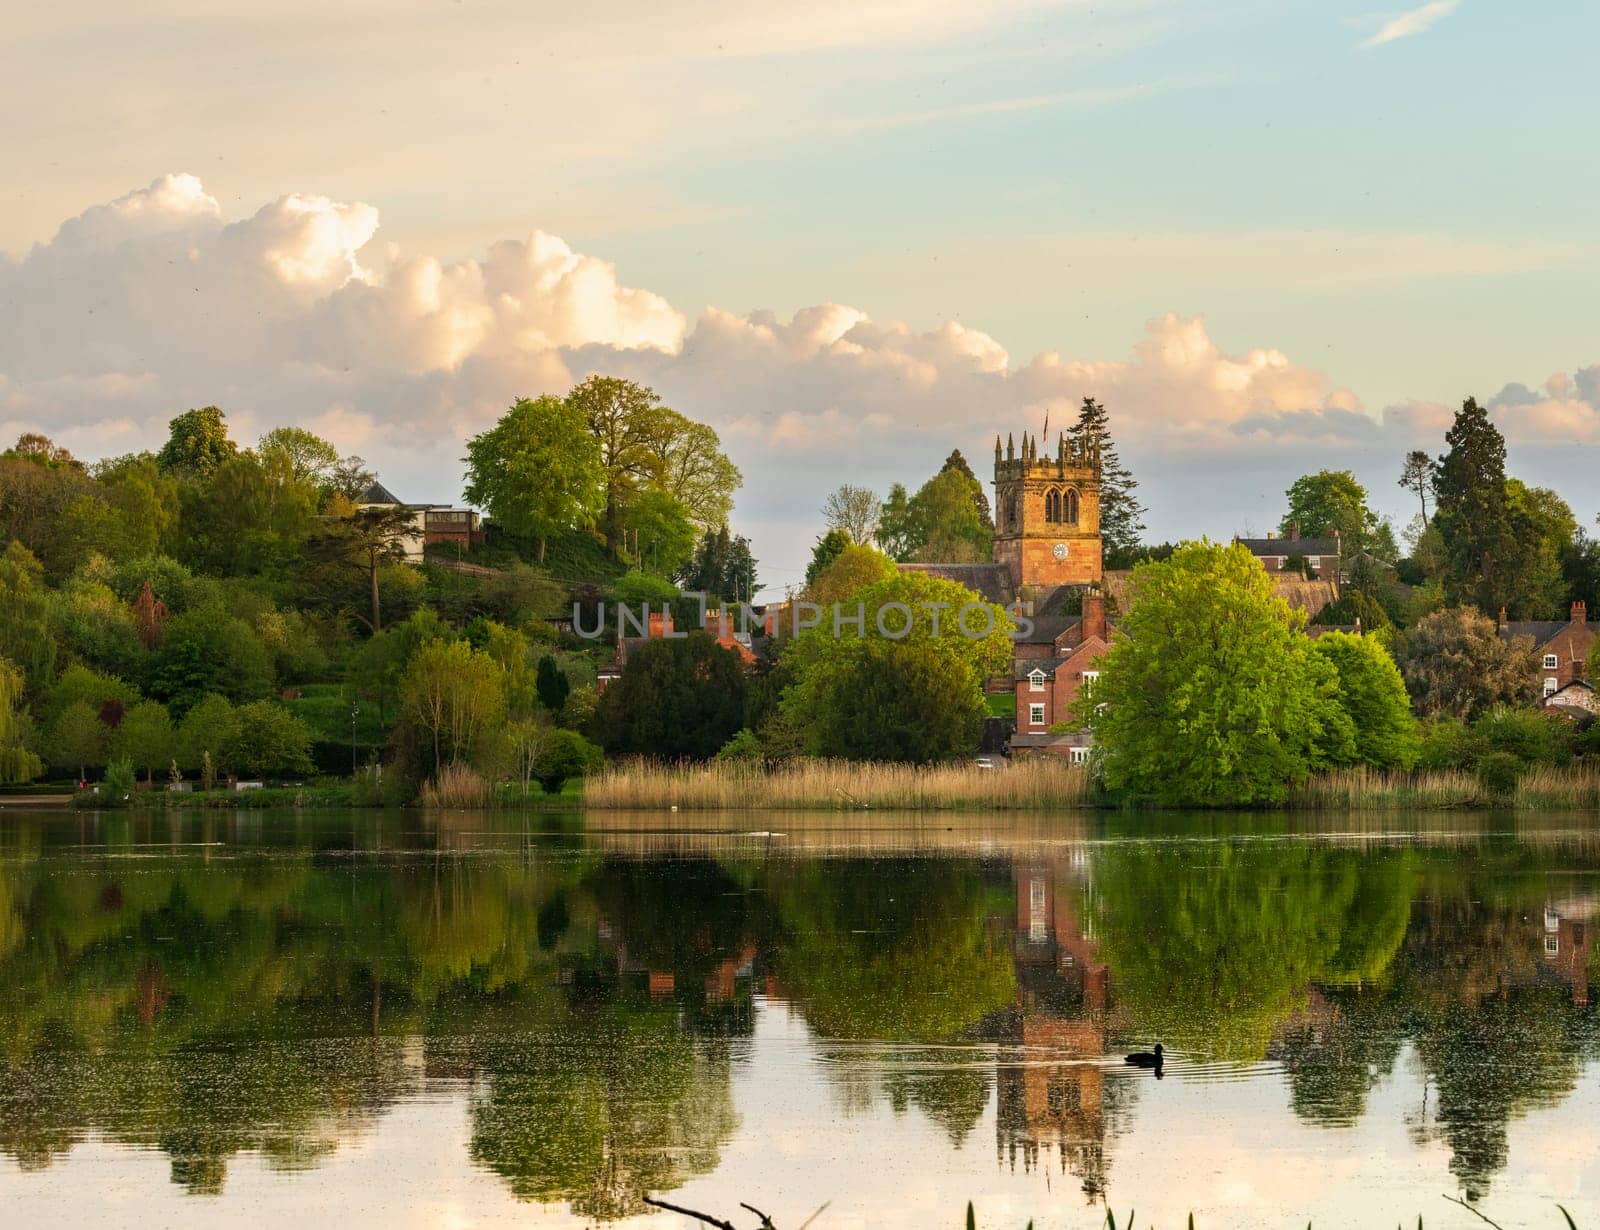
0;809;1595;1229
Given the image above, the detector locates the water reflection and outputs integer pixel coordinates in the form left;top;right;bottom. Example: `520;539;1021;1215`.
0;810;1595;1224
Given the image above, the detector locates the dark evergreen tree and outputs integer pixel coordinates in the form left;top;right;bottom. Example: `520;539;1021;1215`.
805;529;852;589
1069;397;1145;564
939;450;992;531
535;654;570;713
722;534;758;603
1432;398;1524;613
592;633;748;759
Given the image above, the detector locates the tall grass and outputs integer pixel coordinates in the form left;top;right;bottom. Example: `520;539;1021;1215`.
585;757;1092;811
419;763;491;808
1289;764;1600;811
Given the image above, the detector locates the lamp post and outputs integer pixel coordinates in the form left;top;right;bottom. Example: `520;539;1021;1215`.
351;702;360;776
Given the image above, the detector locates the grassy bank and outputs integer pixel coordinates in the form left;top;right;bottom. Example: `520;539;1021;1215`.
584;757;1093;811
1288;764;1600;811
74;782;358;810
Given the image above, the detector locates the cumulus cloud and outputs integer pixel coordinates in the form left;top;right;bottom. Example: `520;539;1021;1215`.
1362;0;1459;48
2;174;1595;594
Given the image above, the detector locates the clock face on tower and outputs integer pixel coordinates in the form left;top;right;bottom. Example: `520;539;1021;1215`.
1052;543;1069;561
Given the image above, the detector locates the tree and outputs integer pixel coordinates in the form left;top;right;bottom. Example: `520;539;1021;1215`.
221;702;315;777
938;450;993;531
800;639;986;762
304;503;416;632
4;432;81;468
1395;607;1538;720
1588;631;1600;685
1077;542;1354;806
1503;480;1575;619
179;450;318;577
176;694;240;774
619;489;697;577
1399;451;1435;525
145;607;274;714
0;658;42;784
399;638;507;775
0;542;57;688
1432;397;1521;613
593;634;748;760
257;427;341;487
874;483;916;560
535;655;570;713
112;700;175;784
1280;470;1380;555
1069;398;1146;562
905;469;989;562
821;484;881;545
680;527;758;602
533;729;602;793
566;376;674;551
464;395;604;562
805;529;852;589
804;543;899;606
46;700;108;781
1310;632;1420;770
156;406;237;477
642;413;741;530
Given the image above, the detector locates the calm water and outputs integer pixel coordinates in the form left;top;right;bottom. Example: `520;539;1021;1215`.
0;810;1595;1230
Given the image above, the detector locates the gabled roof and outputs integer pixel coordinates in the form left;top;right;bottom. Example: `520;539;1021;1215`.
1501;622;1578;648
1014;661;1060;680
359;479;404;506
896;562;1015;606
1235;536;1341;557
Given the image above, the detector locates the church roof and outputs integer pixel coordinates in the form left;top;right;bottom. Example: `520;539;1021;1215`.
895;562;1014;606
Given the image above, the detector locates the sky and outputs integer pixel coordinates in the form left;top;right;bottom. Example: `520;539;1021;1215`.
3;0;1599;597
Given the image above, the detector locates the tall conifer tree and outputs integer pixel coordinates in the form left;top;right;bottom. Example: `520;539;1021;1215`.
1069;397;1146;563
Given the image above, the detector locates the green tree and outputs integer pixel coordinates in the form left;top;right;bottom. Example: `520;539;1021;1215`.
1070;397;1146;563
873;483;916;560
46;700;108;781
399;638;507;774
535;655;570;713
180;451;319;577
1432;397;1522;613
145;607;274;714
804;529;852;589
257;426;339;487
303;502;416;632
1280;470;1380;556
593;633;748;760
906;468;989;562
805;543;898;606
111;700;175;784
821;484;881;544
799;639;986;762
619;489;696;577
176;694;240;774
533;728;602;793
0;658;42;783
938;449;993;531
1395;607;1538;720
1503;479;1576;619
221;702;315;777
642;413;741;530
0;542;57;689
156;406;238;477
464;395;604;562
565;376;674;552
1311;632;1420;769
1399;450;1435;524
1079;541;1354;805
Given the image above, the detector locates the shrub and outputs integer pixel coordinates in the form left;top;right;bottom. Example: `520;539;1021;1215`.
533;729;602;793
1477;751;1522;798
101;756;137;803
714;728;764;762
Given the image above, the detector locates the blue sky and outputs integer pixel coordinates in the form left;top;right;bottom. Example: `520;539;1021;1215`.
2;1;1597;592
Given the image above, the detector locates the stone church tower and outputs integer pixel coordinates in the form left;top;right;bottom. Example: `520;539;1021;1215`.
993;430;1103;593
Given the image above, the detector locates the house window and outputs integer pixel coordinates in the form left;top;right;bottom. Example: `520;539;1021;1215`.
1029;703;1045;726
1544;677;1559;697
1081;670;1099;686
1307;556;1321;572
1069;747;1090;766
1544;653;1559;669
1028;670;1046;692
1545;935;1561;956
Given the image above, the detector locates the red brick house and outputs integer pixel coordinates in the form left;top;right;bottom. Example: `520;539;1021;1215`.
1233;523;1342;579
1010;593;1113;760
1498;601;1594;703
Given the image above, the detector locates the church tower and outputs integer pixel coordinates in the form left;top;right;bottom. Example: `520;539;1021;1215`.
993;430;1103;594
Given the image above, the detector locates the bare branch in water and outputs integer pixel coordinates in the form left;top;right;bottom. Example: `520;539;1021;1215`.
641;1195;738;1230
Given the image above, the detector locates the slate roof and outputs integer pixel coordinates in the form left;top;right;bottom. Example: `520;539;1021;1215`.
1015;615;1080;645
1235;536;1342;557
359;479;404;506
1013;661;1060;680
1500;622;1573;648
896;562;1015;605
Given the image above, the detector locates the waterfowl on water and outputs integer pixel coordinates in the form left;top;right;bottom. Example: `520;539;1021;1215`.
1124;1043;1164;1069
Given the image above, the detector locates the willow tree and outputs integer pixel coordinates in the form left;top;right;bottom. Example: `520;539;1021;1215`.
0;659;41;783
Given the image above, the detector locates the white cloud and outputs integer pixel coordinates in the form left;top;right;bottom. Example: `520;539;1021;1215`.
3;174;1595;596
1362;0;1460;49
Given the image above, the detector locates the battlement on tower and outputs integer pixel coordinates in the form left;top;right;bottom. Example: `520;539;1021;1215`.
994;431;1101;481
992;429;1104;592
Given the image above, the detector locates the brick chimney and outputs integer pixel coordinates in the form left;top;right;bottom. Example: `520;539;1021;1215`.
1574;600;1588;625
1289;521;1301;542
1082;591;1108;643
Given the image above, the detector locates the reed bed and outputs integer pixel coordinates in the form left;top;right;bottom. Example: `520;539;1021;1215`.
585;757;1093;811
1289;764;1600;811
419;763;492;808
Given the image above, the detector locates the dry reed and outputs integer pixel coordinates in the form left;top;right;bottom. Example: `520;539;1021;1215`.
419;762;491;808
584;757;1093;811
1289;764;1600;811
